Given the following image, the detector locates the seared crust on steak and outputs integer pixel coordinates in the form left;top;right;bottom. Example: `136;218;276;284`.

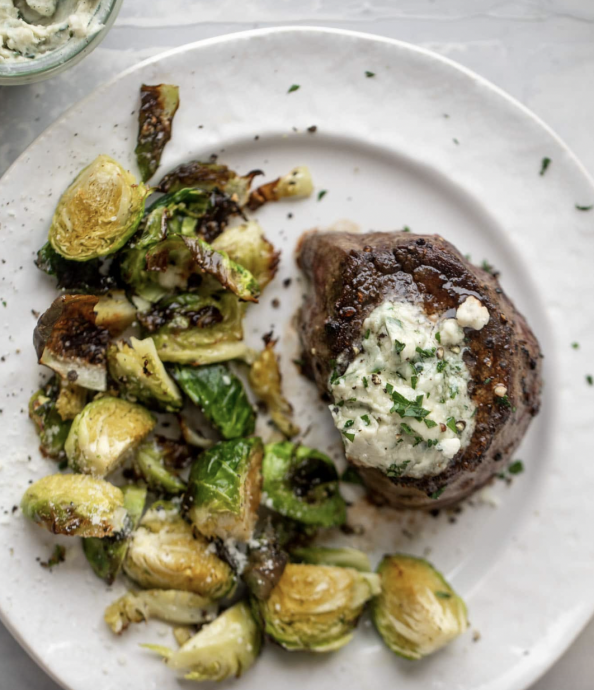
296;231;542;509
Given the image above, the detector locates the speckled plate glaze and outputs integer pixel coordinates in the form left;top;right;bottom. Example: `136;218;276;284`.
0;27;593;690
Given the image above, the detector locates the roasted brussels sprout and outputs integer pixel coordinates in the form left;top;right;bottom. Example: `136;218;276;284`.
184;437;263;541
182;236;260;302
254;564;380;651
145;601;261;682
211;221;279;290
108;336;183;412
65;397;155;477
290;546;371;572
49;155;147;261
124;501;235;599
248;166;314;210
139;292;247;365
242;526;288;601
54;380;87;421
29;377;71;460
173;363;255;439
105;589;217;634
135;84;180;182
82;484;147;584
371;555;468;660
262;442;346;527
157;160;262;207
21;473;127;538
134;437;187;495
249;339;299;437
34;294;110;392
93;291;137;335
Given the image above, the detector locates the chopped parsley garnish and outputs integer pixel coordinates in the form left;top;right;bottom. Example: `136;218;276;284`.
385;383;394;395
386;460;410;478
287;84;300;93
430;487;445;500
424;419;438;429
390;390;430;420
371;366;382;374
508;460;524;475
484;377;492;384
572;342;579;349
496;395;512;408
449;385;458;399
411;375;418;390
415;346;436;359
336;401;345;407
481;259;497;275
539;157;551;176
576;204;593;211
341;466;363;485
361;414;371;426
394;340;406;355
426;438;439;448
436;360;446;373
365;70;376;78
363;328;371;339
363;376;368;388
317;189;328;201
453;138;459;145
446;417;458;434
435;591;452;599
343;420;354;429
343;431;355;442
292;358;305;367
587;375;593;386
435;332;441;343
400;422;415;435
402;226;411;233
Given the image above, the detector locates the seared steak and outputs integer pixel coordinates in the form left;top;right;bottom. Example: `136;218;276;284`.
296;230;542;509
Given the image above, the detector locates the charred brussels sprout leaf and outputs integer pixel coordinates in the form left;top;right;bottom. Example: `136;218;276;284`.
371;555;468;660
263;442;345;527
157;160;262;207
49;155;147;261
21;474;127;538
181;236;260;302
290;546;371;572
173;363;255;439
105;589;217;634
139;292;247;365
242;527;288;601
29;377;72;460
144;601;261;682
212;221;279;290
124;501;235;599
133;437;187;495
135;84;180;183
82;484;147;584
184;437;263;541
65;397;155;477
249;339;299;437
254;563;380;651
34;294;110;392
108;336;183;412
248;166;314;210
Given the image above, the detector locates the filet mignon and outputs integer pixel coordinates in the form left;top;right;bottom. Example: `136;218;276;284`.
296;230;542;509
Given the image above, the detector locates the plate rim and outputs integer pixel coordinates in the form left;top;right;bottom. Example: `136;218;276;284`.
1;25;593;690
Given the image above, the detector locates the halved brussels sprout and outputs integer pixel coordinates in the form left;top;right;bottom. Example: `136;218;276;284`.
144;601;261;682
21;473;127;537
140;292;247;365
82;484;147;584
55;380;87;421
65;397;155;477
29;377;71;460
34;294;110;392
124;501;235;599
249;339;299;438
184;437;263;541
211;221;279;290
254;563;380;651
262;442;346;527
157;160;262;207
35;242;119;294
108;336;183;412
49;155;148;261
173;363;255;440
134;437;187;495
291;546;371;572
136;84;180;182
242;526;288;601
371;555;468;660
94;291;137;335
105;589;217;634
181;236;260;303
248;166;314;210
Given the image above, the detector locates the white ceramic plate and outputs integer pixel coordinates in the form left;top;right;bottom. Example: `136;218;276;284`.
1;26;593;690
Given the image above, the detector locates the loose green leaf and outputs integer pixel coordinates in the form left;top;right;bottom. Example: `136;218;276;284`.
539;157;551;176
136;84;180;182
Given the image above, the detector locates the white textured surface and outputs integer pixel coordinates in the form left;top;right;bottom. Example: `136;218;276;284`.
1;3;594;689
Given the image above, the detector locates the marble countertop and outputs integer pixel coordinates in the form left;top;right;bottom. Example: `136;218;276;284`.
1;1;593;688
